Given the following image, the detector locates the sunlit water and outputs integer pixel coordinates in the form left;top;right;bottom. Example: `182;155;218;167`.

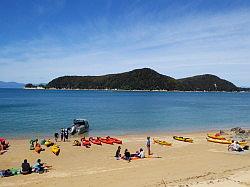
0;89;250;138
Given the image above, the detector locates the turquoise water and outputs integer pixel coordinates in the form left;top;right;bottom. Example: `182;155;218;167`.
0;88;250;138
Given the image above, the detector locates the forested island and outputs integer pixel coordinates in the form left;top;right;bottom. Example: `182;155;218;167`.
31;68;244;92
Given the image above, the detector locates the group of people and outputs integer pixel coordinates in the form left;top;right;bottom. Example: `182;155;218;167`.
228;140;249;152
54;128;70;142
21;159;48;175
115;136;152;162
115;146;145;161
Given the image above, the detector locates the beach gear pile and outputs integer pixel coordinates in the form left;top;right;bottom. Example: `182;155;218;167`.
29;139;60;156
74;136;122;147
0;168;20;177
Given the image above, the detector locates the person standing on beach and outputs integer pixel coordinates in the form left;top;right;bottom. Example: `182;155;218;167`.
146;137;151;156
64;128;68;141
60;128;64;142
54;132;59;142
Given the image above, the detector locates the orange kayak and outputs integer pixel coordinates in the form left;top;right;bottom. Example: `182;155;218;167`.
206;138;248;146
106;136;122;144
98;137;114;145
89;137;102;145
207;134;226;140
35;146;42;153
81;138;91;147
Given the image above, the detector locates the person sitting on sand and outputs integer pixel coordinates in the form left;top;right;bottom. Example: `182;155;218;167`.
124;149;131;162
235;141;244;152
228;141;243;152
115;146;121;159
228;140;236;151
33;159;45;173
137;148;145;158
21;159;32;175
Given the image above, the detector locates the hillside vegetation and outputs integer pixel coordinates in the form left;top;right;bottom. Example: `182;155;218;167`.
46;68;239;92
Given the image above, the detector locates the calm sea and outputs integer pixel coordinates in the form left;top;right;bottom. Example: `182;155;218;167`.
0;88;250;138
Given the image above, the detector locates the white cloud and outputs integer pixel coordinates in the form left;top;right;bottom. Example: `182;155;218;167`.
0;7;250;86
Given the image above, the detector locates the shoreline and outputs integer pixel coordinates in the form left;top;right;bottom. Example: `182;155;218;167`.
22;87;250;93
3;128;236;140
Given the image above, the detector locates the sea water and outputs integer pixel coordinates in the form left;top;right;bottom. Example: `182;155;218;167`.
0;88;250;138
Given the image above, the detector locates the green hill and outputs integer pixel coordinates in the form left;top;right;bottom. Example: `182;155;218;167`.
177;74;239;91
46;68;240;91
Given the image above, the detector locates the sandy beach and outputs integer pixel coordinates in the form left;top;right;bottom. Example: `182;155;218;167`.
1;131;250;187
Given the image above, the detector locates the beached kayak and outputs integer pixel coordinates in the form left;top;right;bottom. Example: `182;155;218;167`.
153;138;172;146
81;138;91;147
106;136;122;144
173;136;193;143
89;137;102;145
30;144;35;150
44;140;54;147
207;134;226;140
206;138;248;146
73;140;81;146
51;145;60;156
0;138;6;143
98;137;114;145
35;145;43;153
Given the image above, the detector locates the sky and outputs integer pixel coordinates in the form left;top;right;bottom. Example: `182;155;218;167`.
0;0;250;86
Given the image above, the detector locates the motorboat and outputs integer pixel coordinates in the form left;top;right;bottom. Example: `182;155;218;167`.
69;119;89;135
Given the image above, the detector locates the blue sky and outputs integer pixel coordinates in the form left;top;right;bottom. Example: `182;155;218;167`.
0;0;250;86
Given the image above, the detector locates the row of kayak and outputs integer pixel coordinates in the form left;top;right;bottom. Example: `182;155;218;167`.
206;133;247;146
153;136;194;146
74;137;122;147
153;134;248;146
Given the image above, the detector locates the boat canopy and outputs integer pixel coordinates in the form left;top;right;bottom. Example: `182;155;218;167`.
73;119;88;126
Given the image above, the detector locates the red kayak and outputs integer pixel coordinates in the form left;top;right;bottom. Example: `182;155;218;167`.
106;136;122;144
0;138;6;142
89;137;102;145
97;137;114;145
81;138;91;147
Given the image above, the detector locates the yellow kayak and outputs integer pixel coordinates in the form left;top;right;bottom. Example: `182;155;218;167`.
207;134;226;140
73;140;81;146
206;138;247;146
51;145;60;156
153;138;172;146
44;140;54;147
173;136;193;143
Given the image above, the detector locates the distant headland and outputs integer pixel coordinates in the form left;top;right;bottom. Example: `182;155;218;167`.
25;68;249;92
